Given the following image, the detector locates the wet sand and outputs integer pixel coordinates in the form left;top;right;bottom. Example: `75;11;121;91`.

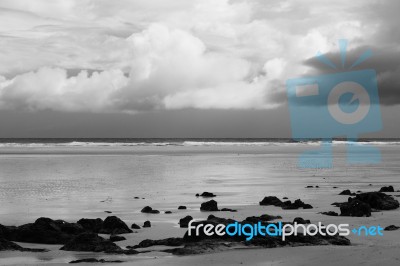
1;144;399;265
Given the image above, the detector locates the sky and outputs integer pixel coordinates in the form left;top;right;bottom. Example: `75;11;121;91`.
0;0;399;138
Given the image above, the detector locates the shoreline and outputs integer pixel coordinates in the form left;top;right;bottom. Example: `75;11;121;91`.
1;145;400;265
1;185;399;265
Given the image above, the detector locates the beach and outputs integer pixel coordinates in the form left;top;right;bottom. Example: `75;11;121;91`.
0;140;399;265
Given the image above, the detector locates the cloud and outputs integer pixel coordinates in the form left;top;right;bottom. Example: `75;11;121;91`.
0;23;278;112
0;0;399;113
0;67;128;112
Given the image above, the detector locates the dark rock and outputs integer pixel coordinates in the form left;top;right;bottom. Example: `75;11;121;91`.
164;241;232;255
0;238;47;252
331;202;344;207
134;197;140;199
208;215;236;224
333;186;338;188
259;196;282;207
69;258;123;263
384;225;400;231
200;200;219;211
99;216;132;235
132;237;184;249
302;204;314;209
195;193;200;197
141;206;160;214
109;235;126;242
293;217;310;224
220;208;237;212
379;186;395;192
316;186;320;188
60;233;123;253
244;214;282;223
340;199;371;217
152;215;351;256
179;216;193;228
178;206;187;210
143;221;151;228
124;249;140;255
355;192;399;210
165;211;172;214
1;216;132;246
260;196;312;209
131;223;141;230
182;231;350;251
339;190;355;196
77;218;103;233
305;186;313;188
12;217;85;244
320;211;339;216
283;197;288;199
282;199;313;210
104;211;112;213
0;224;16;240
199;192;216;197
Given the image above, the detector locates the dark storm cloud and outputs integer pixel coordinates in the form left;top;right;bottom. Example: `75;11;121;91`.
303;46;400;106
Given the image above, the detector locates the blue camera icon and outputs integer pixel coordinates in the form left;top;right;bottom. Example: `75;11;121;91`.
287;69;382;168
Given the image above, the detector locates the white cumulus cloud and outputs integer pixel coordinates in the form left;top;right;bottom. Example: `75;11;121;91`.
0;0;391;113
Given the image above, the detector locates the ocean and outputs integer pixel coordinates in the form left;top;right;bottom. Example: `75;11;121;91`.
0;138;399;148
1;138;398;225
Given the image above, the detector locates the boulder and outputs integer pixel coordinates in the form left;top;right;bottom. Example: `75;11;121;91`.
200;200;219;211
60;232;123;253
243;214;282;223
355;192;399;210
131;223;141;230
0;238;47;252
0;224;16;240
282;199;313;210
320;211;339;216
220;208;237;212
179;216;193;228
259;196;282;207
99;216;132;235
379;186;395;192
141;206;160;214
144;215;351;256
109;235;126;242
178;206;187;210
12;217;85;244
77;218;104;233
384;225;400;231
69;258;123;263
131;237;184;249
339;190;355;196
260;196;312;209
143;221;151;228
199;192;216;197
340;199;371;217
293;217;310;224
